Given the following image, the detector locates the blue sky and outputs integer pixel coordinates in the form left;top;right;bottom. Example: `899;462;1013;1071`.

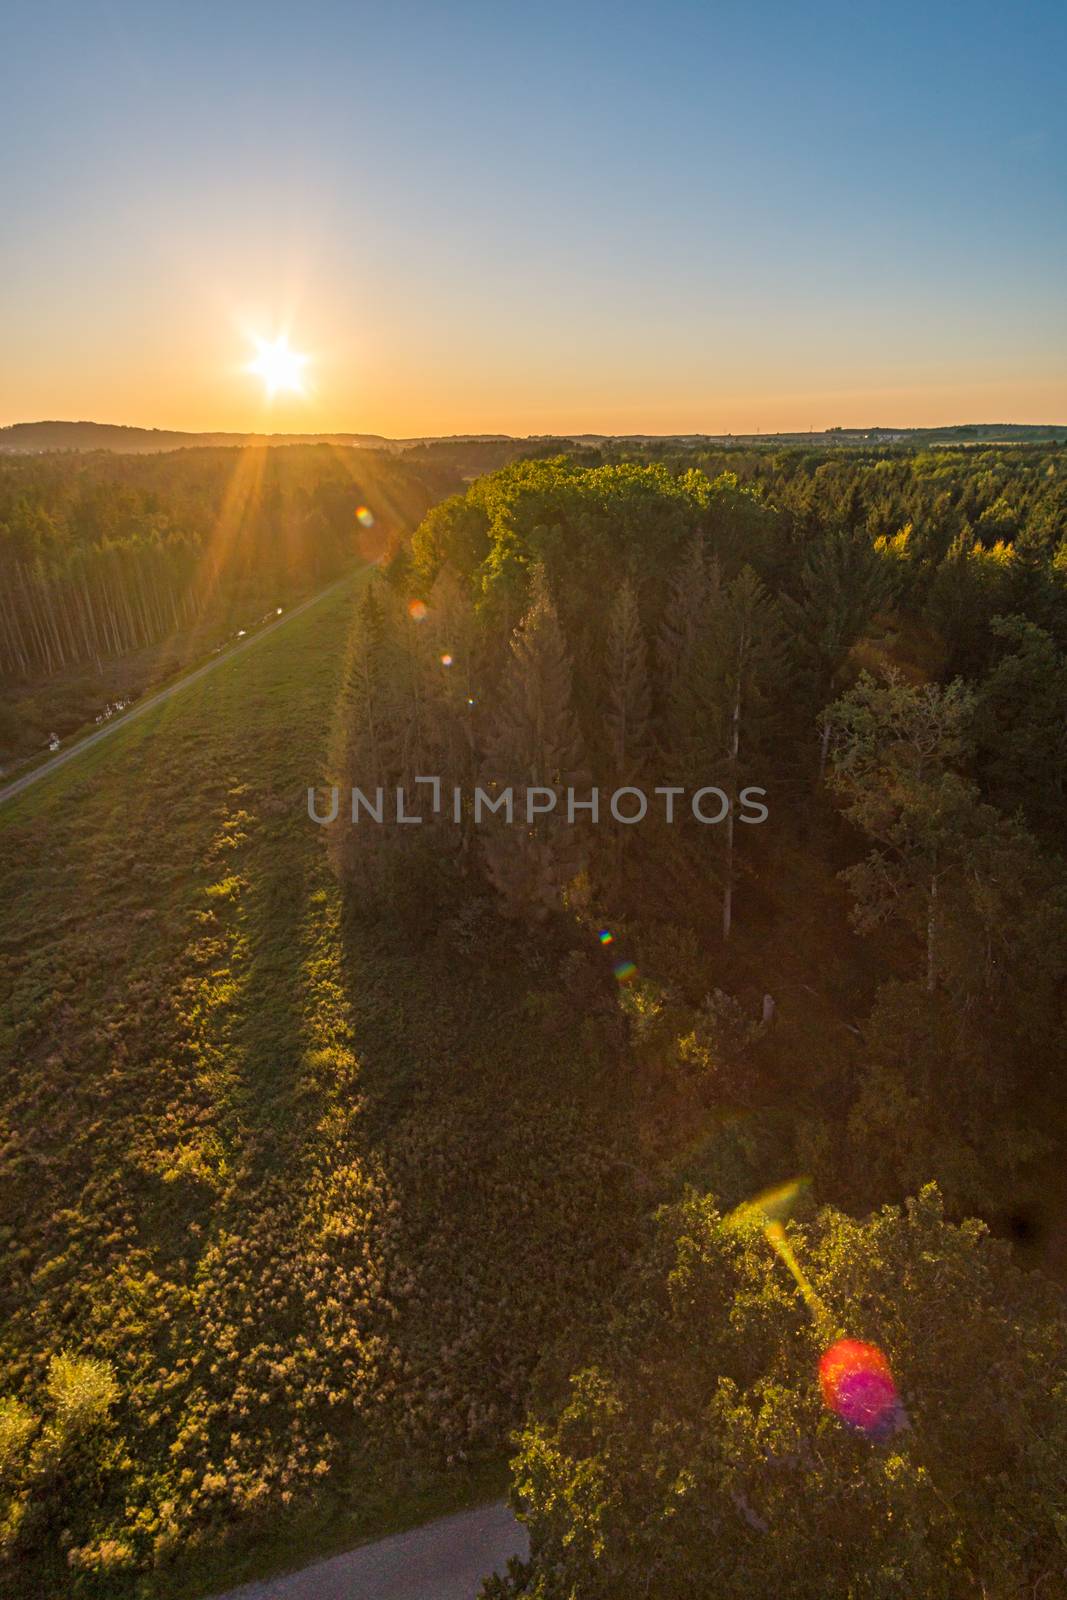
2;0;1065;433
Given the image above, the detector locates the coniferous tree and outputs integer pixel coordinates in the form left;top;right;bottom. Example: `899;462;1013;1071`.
713;567;788;939
782;528;893;777
826;671;978;991
974;614;1067;836
924;532;1016;676
667;565;786;938
656;532;719;717
604;578;652;783
480;563;588;919
601;577;653;883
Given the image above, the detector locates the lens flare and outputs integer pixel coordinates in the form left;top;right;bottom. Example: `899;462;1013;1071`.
598;929;614;945
441;652;453;666
819;1339;906;1440
408;599;428;622
613;959;637;983
726;1178;811;1233
727;1183;906;1444
725;1178;825;1320
356;505;375;528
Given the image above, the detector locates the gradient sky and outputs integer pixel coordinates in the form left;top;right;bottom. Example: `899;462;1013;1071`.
2;0;1065;436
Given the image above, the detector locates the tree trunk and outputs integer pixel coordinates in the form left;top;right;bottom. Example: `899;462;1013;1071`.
926;874;938;992
722;649;744;942
818;715;831;783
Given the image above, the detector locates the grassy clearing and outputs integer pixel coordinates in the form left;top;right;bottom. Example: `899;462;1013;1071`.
0;569;647;1597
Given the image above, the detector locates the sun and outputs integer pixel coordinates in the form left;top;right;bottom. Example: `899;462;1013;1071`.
246;333;308;398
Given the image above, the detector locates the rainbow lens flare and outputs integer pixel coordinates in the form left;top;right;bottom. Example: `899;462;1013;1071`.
355;505;375;527
613;959;637;983
408;599;428;622
819;1339;905;1441
598;929;614;945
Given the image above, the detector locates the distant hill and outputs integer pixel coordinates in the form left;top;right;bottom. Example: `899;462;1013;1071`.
565;423;1067;447
0;419;1064;455
0;421;515;455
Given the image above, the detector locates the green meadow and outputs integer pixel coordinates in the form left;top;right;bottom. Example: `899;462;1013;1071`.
0;570;642;1596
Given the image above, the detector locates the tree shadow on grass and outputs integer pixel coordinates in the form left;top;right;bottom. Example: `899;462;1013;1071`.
332;882;646;1461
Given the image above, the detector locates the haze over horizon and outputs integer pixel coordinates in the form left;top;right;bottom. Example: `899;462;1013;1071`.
3;0;1065;437
4;417;1067;448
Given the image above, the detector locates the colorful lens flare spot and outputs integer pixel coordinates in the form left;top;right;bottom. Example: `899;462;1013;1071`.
819;1339;905;1441
598;929;614;945
440;652;453;666
408;599;428;622
355;505;375;527
613;959;637;983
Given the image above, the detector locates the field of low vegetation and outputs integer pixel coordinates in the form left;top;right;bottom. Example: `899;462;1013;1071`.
0;569;652;1596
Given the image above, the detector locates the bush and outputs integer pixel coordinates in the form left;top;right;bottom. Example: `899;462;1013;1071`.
44;1355;119;1452
0;1399;35;1489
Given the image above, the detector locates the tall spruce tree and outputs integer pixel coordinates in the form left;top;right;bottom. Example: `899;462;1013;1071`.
480;563;589;919
656;532;720;717
825;671;976;992
601;577;653;882
714;567;788;940
782;528;893;777
604;578;652;782
667;565;786;939
974;614;1067;837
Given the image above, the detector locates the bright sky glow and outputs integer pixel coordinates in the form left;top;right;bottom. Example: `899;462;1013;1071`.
246;335;308;399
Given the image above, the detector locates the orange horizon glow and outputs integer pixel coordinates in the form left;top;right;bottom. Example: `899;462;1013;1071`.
2;312;1064;441
3;380;1065;440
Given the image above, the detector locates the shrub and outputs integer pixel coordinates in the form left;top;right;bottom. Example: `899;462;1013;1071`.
0;1398;36;1489
43;1354;119;1458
